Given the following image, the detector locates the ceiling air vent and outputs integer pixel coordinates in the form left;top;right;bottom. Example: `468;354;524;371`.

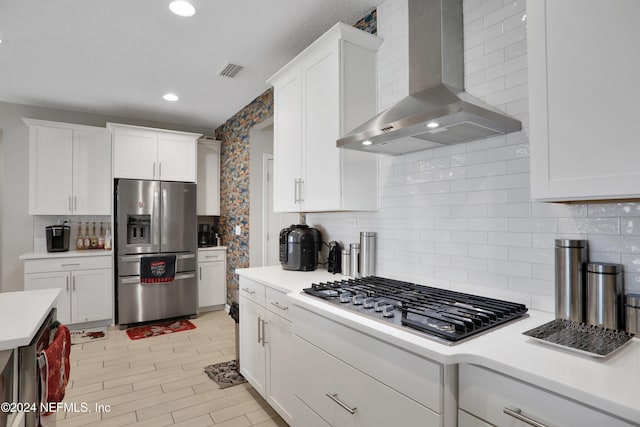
218;63;243;78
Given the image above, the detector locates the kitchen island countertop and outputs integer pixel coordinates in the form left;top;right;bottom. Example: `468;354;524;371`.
0;289;59;350
236;265;640;424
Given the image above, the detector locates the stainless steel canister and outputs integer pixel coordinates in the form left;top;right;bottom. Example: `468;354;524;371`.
359;232;376;277
350;243;360;278
555;239;588;322
586;262;624;330
341;249;351;277
625;294;640;335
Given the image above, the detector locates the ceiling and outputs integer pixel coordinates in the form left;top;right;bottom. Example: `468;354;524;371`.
0;0;379;132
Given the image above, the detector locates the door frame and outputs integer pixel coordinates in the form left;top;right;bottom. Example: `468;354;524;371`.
262;153;273;266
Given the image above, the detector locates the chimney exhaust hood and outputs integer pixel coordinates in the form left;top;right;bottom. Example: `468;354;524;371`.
337;0;522;156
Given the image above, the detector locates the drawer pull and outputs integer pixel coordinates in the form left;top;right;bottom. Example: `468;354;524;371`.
204;255;220;259
326;393;356;415
503;407;547;427
270;301;289;311
60;263;80;267
242;288;256;295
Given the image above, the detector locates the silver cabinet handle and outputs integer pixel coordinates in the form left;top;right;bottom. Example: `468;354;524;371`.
270;301;289;311
503;408;547;427
261;318;267;347
204;255;221;259
66;276;69;292
298;179;304;203
159;162;162;178
293;179;298;203
257;316;262;344
60;263;80;267
72;276;76;291
74;196;77;211
153;161;156;178
199;267;202;281
68;196;72;211
242;287;256;295
326;393;356;415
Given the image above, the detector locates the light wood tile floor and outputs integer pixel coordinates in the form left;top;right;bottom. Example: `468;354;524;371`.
58;310;288;427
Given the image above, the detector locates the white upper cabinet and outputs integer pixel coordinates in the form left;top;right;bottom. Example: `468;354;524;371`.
268;23;382;212
24;119;111;215
528;0;640;201
109;123;200;182
196;139;221;216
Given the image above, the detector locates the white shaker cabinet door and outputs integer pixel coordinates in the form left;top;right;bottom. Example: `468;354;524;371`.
112;128;158;180
197;259;225;308
265;311;293;425
157;133;197;183
24;271;72;325
272;73;303;212
71;268;113;324
528;0;640;201
239;296;267;397
29;126;73;215
302;47;341;211
73;127;111;214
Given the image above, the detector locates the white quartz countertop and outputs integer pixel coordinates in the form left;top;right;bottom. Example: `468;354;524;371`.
236;265;640;423
197;246;227;251
20;250;113;260
0;289;60;350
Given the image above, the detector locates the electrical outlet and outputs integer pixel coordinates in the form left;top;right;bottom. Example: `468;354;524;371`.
235;225;241;235
345;218;357;228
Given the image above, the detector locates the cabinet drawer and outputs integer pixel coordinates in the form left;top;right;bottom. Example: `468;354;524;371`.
459;364;635;427
239;277;265;306
197;249;225;263
24;256;112;274
266;287;291;321
294;305;443;413
294;336;440;427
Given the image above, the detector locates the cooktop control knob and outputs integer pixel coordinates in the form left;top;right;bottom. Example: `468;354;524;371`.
382;305;395;318
363;297;375;309
352;294;364;305
340;292;352;304
374;300;387;312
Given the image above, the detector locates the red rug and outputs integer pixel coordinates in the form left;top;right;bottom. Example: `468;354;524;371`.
125;319;196;340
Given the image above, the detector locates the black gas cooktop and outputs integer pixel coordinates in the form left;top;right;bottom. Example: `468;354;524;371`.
303;276;528;345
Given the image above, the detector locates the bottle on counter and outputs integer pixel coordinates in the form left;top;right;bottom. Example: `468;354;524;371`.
97;223;105;249
83;223;91;249
90;222;98;249
104;224;112;250
76;223;84;250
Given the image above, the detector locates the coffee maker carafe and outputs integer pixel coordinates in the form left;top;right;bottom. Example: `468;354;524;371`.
198;224;210;246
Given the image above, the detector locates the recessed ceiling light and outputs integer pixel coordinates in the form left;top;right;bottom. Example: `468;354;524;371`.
163;93;179;102
427;122;439;129
362;140;373;146
169;1;196;17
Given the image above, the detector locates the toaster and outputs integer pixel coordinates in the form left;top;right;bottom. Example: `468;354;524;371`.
279;224;322;271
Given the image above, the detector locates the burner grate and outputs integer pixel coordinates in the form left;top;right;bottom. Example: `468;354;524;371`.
304;276;528;344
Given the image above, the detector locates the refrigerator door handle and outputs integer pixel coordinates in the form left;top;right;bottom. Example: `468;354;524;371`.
176;254;195;260
120;272;196;285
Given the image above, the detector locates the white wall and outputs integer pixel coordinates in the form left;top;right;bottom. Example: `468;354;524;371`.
249;119;274;267
0;101;210;292
307;0;640;312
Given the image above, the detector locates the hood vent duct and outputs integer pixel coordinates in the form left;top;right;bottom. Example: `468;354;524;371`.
337;0;522;155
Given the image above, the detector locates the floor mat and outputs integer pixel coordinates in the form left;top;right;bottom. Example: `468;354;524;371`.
125;319;196;340
205;360;247;388
70;327;108;345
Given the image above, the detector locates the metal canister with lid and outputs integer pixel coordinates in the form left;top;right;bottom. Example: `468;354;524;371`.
555;239;588;322
359;232;376;277
586;262;624;330
625;294;640;335
350;243;360;278
341;249;351;277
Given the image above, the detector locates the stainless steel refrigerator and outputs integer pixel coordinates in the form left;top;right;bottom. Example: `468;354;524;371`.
115;179;197;328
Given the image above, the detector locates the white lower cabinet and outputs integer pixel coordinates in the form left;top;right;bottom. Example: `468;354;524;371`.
292;306;445;427
197;248;226;310
238;278;294;425
459;364;636;427
23;256;113;325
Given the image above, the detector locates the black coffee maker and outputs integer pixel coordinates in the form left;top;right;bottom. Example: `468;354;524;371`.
279;224;322;271
198;224;210;246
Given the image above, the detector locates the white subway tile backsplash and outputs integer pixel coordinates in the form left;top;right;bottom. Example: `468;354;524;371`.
308;0;640;315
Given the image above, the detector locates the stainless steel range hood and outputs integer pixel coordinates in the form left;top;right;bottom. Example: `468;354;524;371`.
337;0;522;155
